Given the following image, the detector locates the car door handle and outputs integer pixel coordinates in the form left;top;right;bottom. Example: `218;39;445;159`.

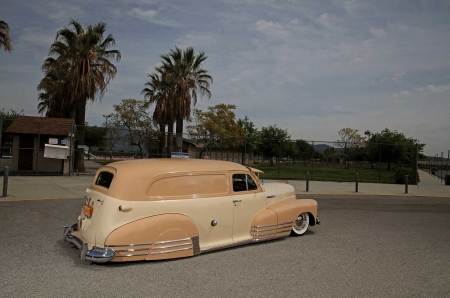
233;200;242;203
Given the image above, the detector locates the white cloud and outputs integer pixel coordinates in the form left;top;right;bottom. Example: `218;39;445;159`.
426;84;450;93
19;27;55;48
318;13;333;29
400;90;410;96
227;69;260;83
130;7;158;18
255;20;284;35
128;7;177;27
370;27;387;38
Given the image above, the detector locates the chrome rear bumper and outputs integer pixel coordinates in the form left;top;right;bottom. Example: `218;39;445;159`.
63;224;115;263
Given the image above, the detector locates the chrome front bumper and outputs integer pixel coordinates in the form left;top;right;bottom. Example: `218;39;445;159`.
63;223;115;263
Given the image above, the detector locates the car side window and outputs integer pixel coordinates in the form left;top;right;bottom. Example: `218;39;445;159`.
247;175;258;190
232;174;258;192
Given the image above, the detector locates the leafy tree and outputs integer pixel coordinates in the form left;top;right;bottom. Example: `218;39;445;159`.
336;128;365;168
257;125;291;166
323;147;336;163
0;20;12;53
84;125;106;148
293;140;316;165
109;99;156;157
158;47;213;151
187;104;244;158
0;109;23;157
366;128;424;171
44;20;121;171
237;116;259;161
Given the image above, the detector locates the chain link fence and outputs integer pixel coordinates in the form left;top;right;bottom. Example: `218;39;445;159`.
1;118;444;185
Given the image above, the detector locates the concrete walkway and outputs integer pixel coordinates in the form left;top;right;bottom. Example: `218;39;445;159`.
1;165;449;201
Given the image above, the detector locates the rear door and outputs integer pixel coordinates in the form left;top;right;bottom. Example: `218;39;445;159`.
230;172;266;243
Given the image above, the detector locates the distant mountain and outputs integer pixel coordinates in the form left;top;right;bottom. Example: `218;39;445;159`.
314;143;344;155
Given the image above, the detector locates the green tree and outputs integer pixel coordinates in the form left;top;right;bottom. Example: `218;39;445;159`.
84;124;107;156
0;20;12;53
237;116;259;161
293;140;316;165
109;99;156;157
323;147;336;163
187;104;244;158
366;128;424;171
46;20;121;171
336;128;365;168
257;125;291;166
158;46;213;151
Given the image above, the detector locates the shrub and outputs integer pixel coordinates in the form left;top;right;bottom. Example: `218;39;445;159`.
395;168;420;185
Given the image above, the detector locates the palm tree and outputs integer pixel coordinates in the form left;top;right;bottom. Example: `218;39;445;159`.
47;20;120;171
0;20;12;52
158;46;213;151
142;69;175;157
37;58;75;118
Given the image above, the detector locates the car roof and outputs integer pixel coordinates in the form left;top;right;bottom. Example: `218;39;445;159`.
105;158;248;175
92;159;253;200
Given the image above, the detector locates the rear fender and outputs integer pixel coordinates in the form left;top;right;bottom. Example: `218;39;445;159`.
105;214;199;262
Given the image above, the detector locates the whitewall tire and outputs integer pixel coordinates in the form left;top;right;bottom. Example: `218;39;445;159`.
291;212;309;236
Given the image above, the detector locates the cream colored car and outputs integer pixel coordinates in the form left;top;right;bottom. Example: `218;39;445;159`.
64;159;320;263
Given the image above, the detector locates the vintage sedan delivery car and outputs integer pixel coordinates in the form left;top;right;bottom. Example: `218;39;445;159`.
64;159;319;263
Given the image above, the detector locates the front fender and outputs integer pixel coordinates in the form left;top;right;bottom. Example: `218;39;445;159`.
268;198;318;226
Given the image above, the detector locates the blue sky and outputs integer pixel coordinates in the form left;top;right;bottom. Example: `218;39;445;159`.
1;0;449;156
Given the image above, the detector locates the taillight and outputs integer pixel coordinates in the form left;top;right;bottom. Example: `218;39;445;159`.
83;205;93;218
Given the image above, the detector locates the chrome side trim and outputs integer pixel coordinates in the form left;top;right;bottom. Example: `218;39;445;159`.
153;242;192;250
150;247;192;255
251;227;278;232
105;242;153;247
251;231;277;237
253;234;289;242
154;238;190;245
251;223;277;228
117;253;149;257
277;228;292;233
201;240;253;253
114;248;150;252
280;221;293;225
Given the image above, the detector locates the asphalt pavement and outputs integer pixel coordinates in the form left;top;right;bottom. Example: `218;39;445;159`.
1;194;449;297
0;161;449;200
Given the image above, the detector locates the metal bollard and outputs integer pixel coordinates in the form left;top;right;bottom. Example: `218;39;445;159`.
3;166;9;197
405;175;408;194
355;173;359;193
306;172;309;192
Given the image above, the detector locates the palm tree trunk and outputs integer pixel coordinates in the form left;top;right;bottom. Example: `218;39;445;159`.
167;121;174;157
158;122;165;158
176;117;183;152
75;96;87;172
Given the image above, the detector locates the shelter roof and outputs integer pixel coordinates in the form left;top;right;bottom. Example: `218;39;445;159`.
5;116;75;136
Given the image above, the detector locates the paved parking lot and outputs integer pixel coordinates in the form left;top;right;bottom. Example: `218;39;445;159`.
1;195;449;298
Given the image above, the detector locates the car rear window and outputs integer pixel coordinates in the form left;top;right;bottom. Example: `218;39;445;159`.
96;171;114;189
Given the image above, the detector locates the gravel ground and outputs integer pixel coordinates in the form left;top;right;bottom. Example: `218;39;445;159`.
1;195;449;298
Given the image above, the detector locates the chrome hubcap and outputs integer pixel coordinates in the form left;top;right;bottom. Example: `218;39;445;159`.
294;214;306;230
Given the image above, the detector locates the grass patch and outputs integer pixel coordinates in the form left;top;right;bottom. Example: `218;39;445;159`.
253;162;407;184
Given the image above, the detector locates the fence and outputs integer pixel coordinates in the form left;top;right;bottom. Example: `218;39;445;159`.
1;118;446;184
